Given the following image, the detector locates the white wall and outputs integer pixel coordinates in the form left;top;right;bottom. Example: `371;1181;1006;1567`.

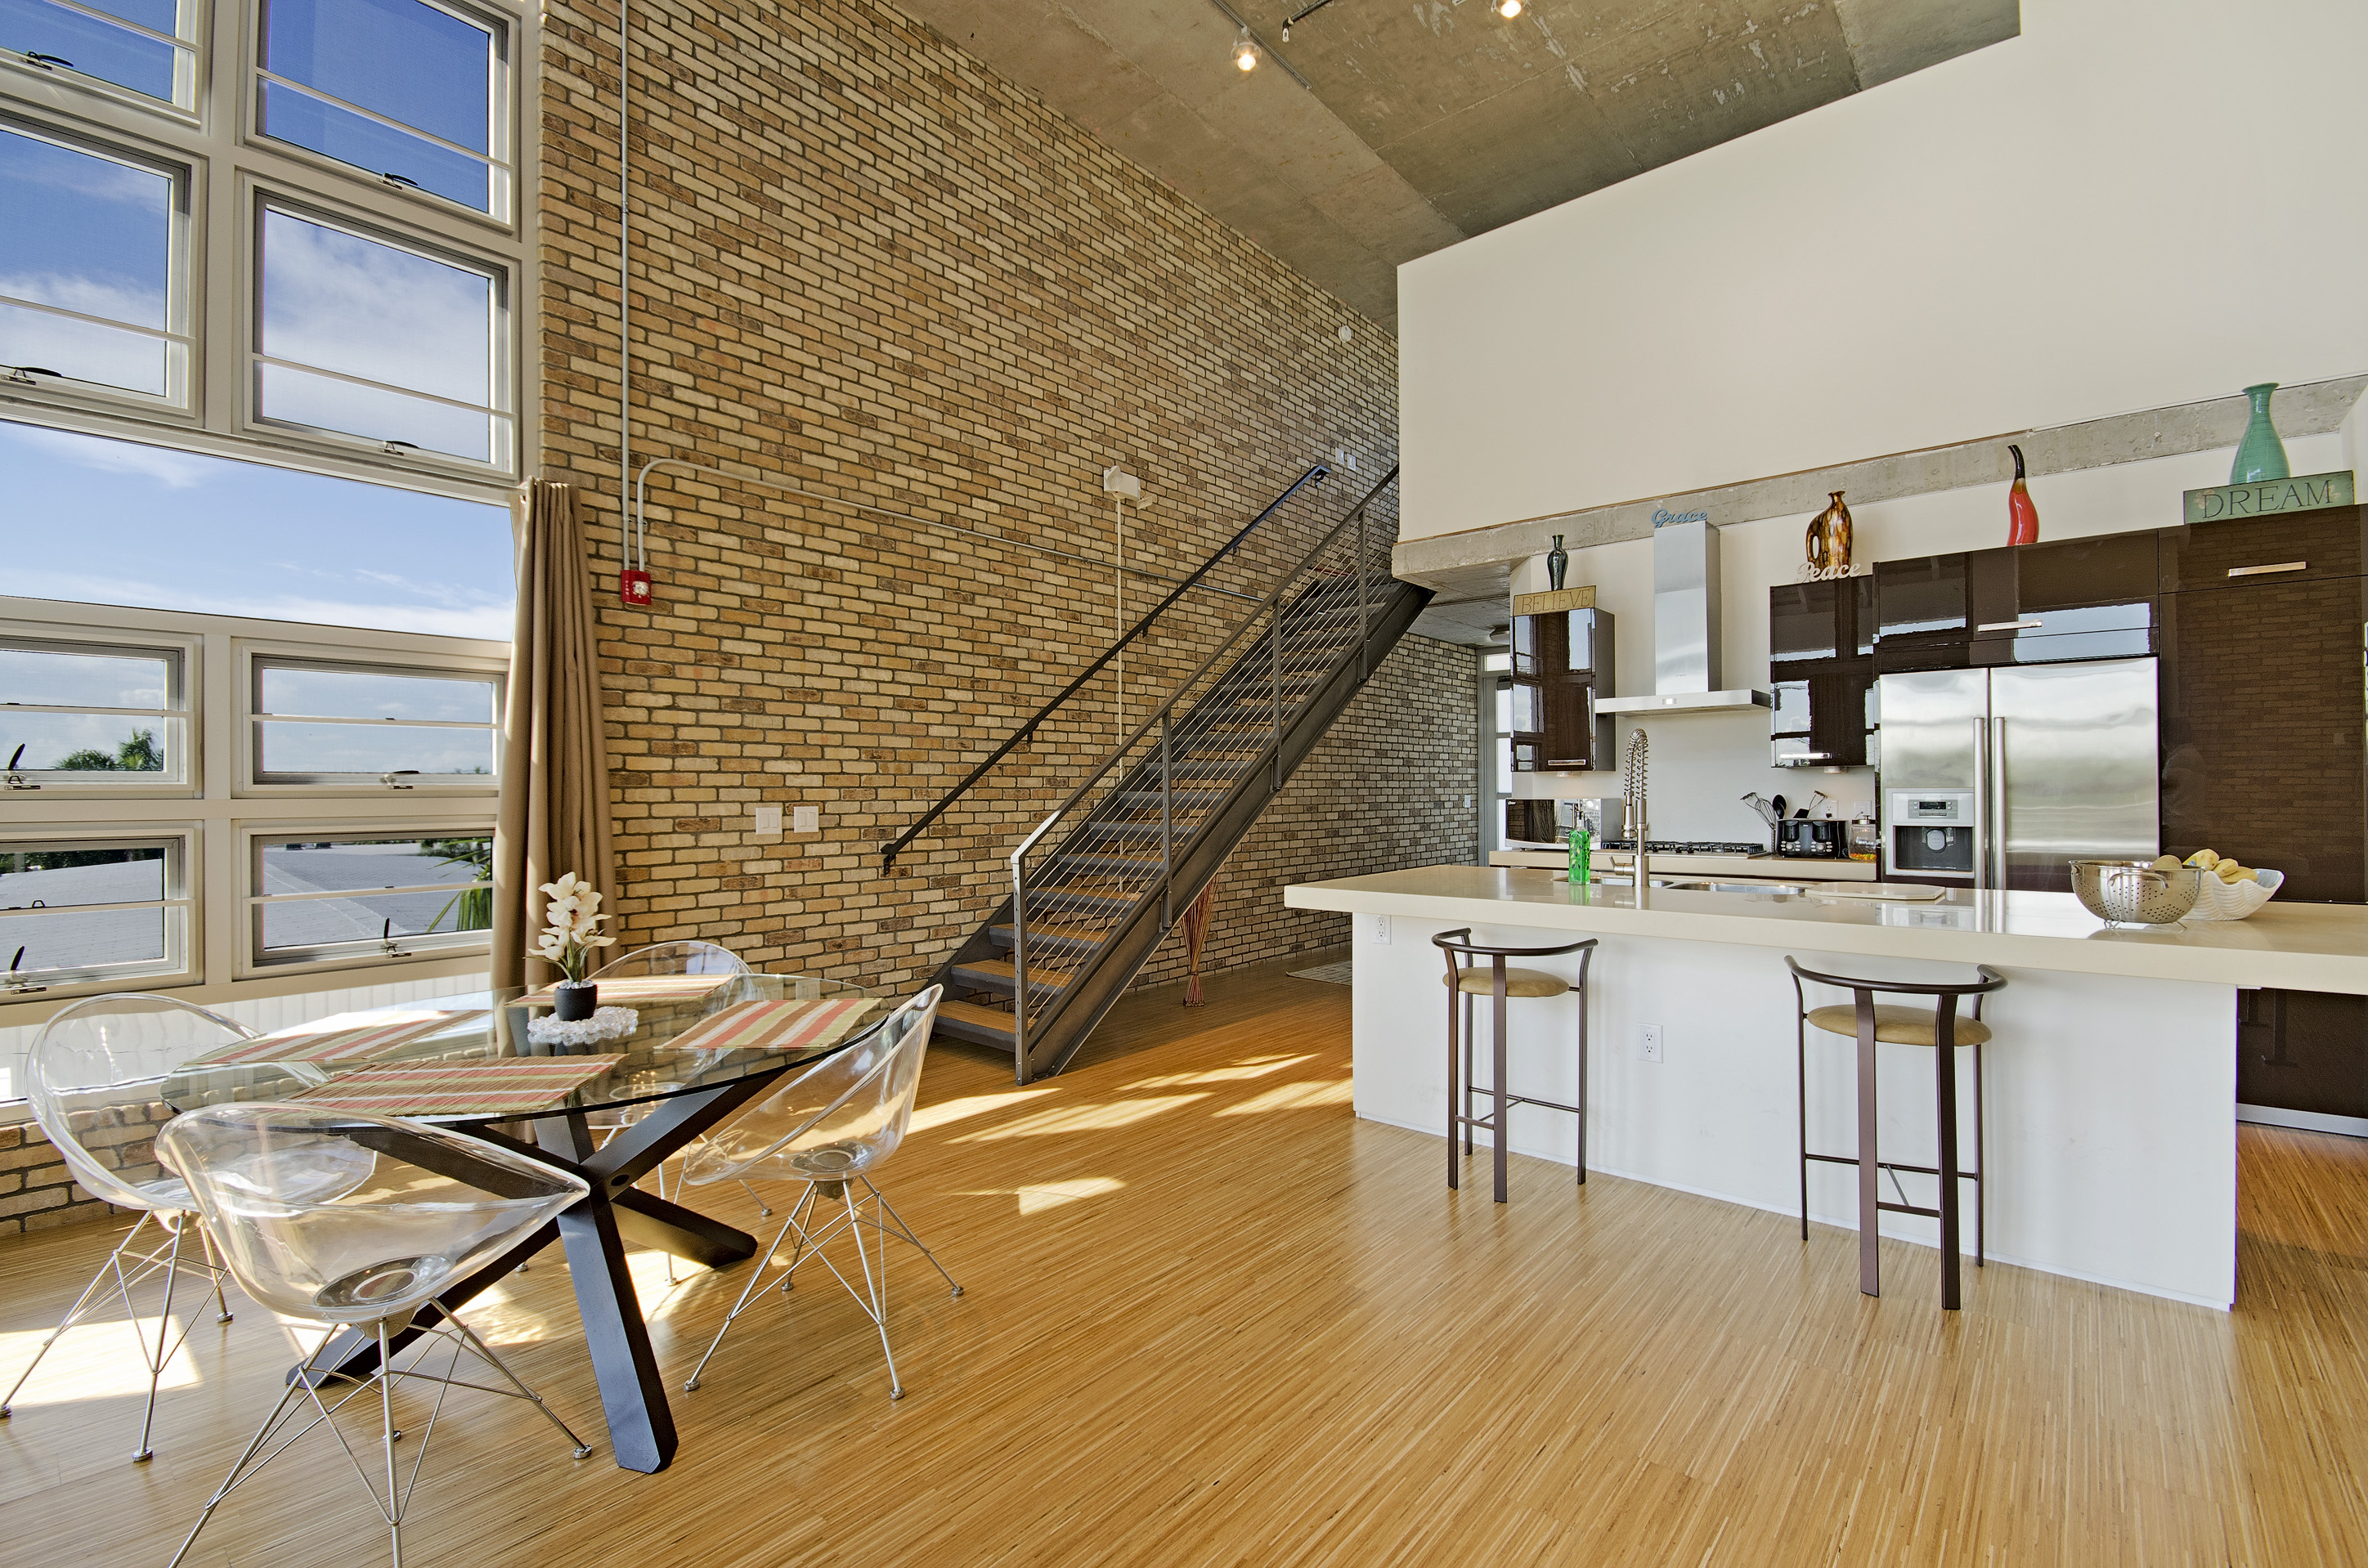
1509;431;2347;844
1399;0;2368;540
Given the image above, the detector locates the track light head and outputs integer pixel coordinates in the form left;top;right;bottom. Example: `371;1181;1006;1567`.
1233;26;1260;70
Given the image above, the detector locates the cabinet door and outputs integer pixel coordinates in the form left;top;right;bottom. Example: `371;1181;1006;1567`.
2159;575;2367;903
1872;553;1971;672
2238;989;2368;1120
2160;503;2365;592
1770;580;1843;667
1969;534;2158;665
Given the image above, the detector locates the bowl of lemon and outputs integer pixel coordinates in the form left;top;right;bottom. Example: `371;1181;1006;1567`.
2164;850;2282;921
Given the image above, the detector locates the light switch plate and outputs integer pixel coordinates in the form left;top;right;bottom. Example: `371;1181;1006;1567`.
792;804;818;834
753;804;782;836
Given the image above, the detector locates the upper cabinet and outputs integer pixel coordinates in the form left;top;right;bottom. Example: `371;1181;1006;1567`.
1874;535;2158;671
1510;607;1615;771
1769;576;1877;768
2159;504;2366;593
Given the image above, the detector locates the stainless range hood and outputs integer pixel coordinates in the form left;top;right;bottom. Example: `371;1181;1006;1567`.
1595;517;1770;714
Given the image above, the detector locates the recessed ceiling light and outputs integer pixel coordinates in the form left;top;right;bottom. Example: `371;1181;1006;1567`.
1233;27;1261;71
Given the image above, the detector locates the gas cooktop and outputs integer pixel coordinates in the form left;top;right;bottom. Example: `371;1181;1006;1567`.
1597;840;1770;857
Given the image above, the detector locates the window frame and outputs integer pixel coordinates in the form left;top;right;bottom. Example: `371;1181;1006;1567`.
240;645;504;793
0;0;533;489
0;621;201;796
0;822;198;994
240;819;492;975
0;0;204;115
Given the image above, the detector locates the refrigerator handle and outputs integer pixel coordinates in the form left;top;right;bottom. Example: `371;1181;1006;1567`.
1989;715;2007;893
1971;717;1990;892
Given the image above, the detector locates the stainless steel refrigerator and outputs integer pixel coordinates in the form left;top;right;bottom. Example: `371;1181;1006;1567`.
1877;658;2159;893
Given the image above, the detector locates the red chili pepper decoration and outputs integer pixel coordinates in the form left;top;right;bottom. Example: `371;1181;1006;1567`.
2007;443;2041;546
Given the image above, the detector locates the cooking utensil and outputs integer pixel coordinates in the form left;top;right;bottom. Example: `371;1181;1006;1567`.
1740;792;1779;828
1771;794;1787;819
2068;859;2204;925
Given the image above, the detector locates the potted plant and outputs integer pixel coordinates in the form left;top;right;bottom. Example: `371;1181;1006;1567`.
536;872;615;1020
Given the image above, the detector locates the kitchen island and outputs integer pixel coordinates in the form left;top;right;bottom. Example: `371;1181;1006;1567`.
1285;865;2368;1308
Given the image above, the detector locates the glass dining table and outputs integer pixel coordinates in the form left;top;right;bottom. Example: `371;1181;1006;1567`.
161;972;888;1475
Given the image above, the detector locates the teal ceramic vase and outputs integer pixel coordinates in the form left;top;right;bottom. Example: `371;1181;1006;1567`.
2230;383;2290;485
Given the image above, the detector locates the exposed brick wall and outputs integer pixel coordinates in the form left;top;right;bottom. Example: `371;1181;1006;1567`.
535;0;1460;1000
0;1122;134;1238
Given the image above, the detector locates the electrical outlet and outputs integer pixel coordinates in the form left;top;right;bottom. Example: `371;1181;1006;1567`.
1373;913;1391;945
1640;1022;1664;1063
753;804;782;837
792;804;818;834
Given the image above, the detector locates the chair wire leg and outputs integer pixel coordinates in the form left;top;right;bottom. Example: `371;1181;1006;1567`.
198;1224;235;1324
865;1179;962;1297
684;1200;814;1391
443;1315;593;1458
774;1184;821;1292
132;1217;189;1463
1;1212;151;1422
383;1322;406;1568
842;1183;902;1400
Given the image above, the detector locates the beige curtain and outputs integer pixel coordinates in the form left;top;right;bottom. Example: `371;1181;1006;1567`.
492;478;617;988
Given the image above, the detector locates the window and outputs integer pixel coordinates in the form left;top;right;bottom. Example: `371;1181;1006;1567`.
0;0;530;482
248;830;490;965
0;121;186;402
0;0;198;107
249;656;499;784
256;0;509;216
0;833;191;991
0;636;189;786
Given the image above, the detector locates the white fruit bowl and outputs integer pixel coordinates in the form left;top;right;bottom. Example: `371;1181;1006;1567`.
2186;867;2283;921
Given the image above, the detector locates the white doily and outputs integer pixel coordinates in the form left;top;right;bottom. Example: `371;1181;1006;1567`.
527;1006;640;1047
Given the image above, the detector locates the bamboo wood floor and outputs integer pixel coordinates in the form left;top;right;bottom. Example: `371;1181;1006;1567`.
2;952;2366;1566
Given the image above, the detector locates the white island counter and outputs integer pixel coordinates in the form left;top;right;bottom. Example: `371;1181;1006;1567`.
1285;865;2368;1309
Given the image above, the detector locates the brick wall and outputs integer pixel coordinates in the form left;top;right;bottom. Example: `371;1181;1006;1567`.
535;0;1469;998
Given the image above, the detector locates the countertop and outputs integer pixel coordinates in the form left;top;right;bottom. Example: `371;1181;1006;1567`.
1488;849;1880;880
1285;864;2368;994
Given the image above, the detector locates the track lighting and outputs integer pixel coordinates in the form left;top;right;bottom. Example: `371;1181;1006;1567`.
1232;26;1260;70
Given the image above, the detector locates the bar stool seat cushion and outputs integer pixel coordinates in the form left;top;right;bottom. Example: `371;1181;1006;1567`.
1805;1004;1992;1046
1442;967;1569;999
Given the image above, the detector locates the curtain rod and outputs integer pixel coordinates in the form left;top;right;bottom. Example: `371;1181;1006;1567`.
630;458;1262;603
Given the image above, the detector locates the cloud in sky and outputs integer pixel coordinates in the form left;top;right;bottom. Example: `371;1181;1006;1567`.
7;423;211;486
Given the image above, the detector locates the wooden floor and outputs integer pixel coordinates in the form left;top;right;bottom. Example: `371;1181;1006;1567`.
5;954;2368;1565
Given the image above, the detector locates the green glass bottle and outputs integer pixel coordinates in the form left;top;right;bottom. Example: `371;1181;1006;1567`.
1567;822;1591;885
2230;383;2290;484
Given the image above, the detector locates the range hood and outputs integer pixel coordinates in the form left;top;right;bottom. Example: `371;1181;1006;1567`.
1594;517;1770;714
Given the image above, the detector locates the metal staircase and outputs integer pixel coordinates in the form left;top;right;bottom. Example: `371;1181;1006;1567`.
880;463;1427;1082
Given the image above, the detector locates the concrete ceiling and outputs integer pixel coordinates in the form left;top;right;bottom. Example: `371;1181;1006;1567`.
893;0;2019;329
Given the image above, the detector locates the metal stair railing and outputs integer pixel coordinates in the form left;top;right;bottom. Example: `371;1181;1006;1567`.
1004;466;1402;1064
878;464;1334;874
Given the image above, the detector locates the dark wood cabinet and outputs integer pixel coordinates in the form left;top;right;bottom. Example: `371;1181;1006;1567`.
1770;576;1876;768
2159;502;2365;592
1872;553;1971;673
1968;532;2158;665
1510;607;1615;772
2158;571;2367;903
2238;988;2368;1121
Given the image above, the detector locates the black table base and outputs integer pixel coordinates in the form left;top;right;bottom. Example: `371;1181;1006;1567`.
300;1068;785;1473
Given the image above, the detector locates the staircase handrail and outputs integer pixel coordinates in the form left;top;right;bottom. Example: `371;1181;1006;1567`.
879;463;1332;870
1007;464;1402;889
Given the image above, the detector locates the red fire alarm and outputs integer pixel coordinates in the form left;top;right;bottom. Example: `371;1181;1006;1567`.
620;568;653;607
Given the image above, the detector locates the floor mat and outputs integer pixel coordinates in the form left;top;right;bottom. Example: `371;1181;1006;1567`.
1287;960;1353;987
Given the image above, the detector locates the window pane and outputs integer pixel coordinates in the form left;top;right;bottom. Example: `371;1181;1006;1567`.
0;713;173;772
73;0;177;32
258;721;493;776
259;81;488;209
258;0;497;213
0;128;173;395
257;835;491;951
257;208;498;459
260;665;492;722
0;0;177;101
0;645;171;707
0;845;170;975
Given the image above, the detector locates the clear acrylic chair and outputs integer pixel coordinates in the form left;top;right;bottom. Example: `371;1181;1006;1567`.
157;1104;593;1568
1;993;265;1462
681;984;958;1400
584;940;768;1282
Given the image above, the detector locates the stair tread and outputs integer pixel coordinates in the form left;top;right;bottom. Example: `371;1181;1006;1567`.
935;999;1018;1042
953;956;1074;991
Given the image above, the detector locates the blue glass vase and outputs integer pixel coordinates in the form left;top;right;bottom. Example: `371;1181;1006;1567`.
2230;383;2290;485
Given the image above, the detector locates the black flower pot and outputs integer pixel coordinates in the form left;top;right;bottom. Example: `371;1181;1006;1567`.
554;980;598;1022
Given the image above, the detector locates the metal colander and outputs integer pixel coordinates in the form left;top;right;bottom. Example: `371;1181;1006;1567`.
2068;860;2204;925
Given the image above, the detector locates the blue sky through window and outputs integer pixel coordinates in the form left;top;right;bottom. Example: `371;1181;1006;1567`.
259;0;496;210
1;419;514;638
0;125;173;394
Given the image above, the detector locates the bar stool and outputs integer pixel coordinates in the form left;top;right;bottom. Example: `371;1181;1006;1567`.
1786;955;2006;1310
1434;927;1596;1203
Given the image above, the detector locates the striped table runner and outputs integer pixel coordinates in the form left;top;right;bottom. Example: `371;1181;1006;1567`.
662;997;881;1056
528;974;738;1006
288;1055;627;1118
182;1009;491;1068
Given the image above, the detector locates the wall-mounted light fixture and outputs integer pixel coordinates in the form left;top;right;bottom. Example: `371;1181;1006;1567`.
1232;26;1260;70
